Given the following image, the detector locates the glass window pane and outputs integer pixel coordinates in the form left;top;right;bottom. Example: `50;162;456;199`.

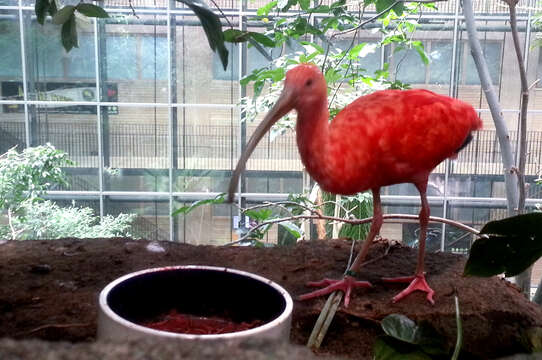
141;36;168;80
67;34;96;79
393;46;427;84
99;14;168;103
174;108;237;193
105;197;170;241
105;35;138;80
444;203;492;254
0;111;25;153
175;200;232;244
463;41;501;85
23;12;97;101
0;11;22;82
102;105;169;192
429;41;453;85
27;105;100;191
244;120;302;195
176;15;236;104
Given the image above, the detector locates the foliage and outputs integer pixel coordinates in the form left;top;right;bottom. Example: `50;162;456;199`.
172;193;226;216
171;0;434;246
177;0;228;70
0;144;73;216
374;308;461;360
0;200;136;240
0;144;135;240
464;213;542;277
34;0;229;69
238;0;427;139
322;191;372;241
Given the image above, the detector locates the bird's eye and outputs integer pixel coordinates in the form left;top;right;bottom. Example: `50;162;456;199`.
305;79;313;87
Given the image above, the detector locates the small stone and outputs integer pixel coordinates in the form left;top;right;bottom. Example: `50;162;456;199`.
146;241;166;254
124;242;139;254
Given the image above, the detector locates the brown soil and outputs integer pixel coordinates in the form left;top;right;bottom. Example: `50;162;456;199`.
1;237;542;359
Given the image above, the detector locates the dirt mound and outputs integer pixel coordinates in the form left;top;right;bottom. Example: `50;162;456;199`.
1;238;541;359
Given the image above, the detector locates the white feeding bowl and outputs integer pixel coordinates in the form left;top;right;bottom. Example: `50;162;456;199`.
98;265;293;344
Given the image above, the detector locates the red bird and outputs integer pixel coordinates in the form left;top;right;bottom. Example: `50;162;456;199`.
228;64;482;306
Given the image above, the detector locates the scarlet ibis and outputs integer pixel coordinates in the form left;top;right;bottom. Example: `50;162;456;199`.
228;64;482;306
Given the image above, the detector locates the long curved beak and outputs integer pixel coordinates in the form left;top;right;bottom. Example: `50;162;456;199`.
227;87;296;203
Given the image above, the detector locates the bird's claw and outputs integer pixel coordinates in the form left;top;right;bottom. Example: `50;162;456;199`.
382;273;435;305
298;276;372;307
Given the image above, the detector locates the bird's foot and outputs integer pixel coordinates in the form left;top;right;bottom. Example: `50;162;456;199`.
298;275;372;307
381;273;435;305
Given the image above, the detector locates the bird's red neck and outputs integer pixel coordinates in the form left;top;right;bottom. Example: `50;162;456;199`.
295;98;334;189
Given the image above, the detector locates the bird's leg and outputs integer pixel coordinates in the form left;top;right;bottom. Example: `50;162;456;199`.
298;189;382;307
382;181;435;304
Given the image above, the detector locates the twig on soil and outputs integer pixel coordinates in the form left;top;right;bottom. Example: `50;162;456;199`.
306;240;394;349
307;290;343;349
16;322;92;337
452;289;463;360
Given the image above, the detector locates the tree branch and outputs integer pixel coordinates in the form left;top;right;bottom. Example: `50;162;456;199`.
502;0;532;299
462;0;519;216
225;213;479;246
505;0;528;214
331;1;401;39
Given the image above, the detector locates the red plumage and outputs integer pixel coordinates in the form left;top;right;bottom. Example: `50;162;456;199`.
228;64;482;306
291;67;482;195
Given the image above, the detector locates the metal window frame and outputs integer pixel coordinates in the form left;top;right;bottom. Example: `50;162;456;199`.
1;1;540;243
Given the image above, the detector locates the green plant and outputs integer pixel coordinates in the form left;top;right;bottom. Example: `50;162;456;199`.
0;144;73;238
374;295;462;360
0;144;135;240
464;213;542;278
0;200;135;240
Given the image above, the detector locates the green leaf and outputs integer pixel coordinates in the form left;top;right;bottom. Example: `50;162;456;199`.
411;41;429;65
249;32;275;47
223;29;251;43
61;15;78;52
392;1;404;16
381;314;444;348
375;0;395;16
348;43;366;59
278;221;302;238
245;209;273;221
254;80;264;97
35;0;50;25
76;3;109;18
324;68;342;84
48;0;57;16
373;337;432;360
257;0;277;16
464;213;542;277
171;194;225;216
307;4;329;13
381;314;422;344
298;0;309;10
299;41;324;54
52;5;75;25
177;0;229;70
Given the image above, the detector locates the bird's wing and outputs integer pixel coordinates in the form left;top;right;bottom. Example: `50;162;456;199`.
329;89;480;187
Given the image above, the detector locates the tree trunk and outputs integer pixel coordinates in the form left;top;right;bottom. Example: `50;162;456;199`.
463;0;531;298
502;0;531;299
462;0;519;217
